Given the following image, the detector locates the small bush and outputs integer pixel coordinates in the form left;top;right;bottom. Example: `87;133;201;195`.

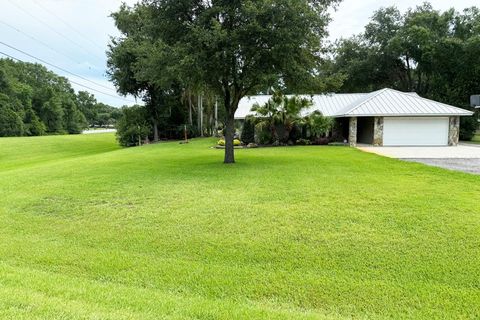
296;138;311;145
312;137;330;145
241;117;255;144
217;139;242;146
460;116;478;141
255;126;272;145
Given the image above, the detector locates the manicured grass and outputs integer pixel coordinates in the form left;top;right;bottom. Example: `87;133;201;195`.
472;134;480;144
1;133;479;319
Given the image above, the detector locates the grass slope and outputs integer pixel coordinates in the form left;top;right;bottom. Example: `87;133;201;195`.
0;134;479;319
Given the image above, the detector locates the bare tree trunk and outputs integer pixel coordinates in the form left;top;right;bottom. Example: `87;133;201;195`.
214;99;218;137
405;55;413;91
224;115;235;164
188;94;193;125
223;90;235;164
200;94;204;137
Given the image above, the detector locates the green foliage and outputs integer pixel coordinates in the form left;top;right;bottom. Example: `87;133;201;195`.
24;108;46;136
0;105;24;137
0;59;115;136
460;116;478;140
64;99;88;134
303;111;334;140
296;138;311;145
329;4;480;111
108;0;341;162
241;117;256;145
116;105;151;147
41;98;64;133
252;91;326;144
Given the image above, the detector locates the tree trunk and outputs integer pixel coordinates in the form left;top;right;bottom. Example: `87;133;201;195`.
405;55;413;91
153;120;159;142
223;89;236;164
224;114;235;164
188;95;193;125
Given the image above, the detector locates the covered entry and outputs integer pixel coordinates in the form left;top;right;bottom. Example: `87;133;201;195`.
383;117;449;146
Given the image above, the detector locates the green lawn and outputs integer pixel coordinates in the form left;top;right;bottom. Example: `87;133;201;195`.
1;134;479;319
472;134;480;144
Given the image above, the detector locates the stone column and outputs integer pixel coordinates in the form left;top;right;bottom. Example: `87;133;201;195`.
449;116;460;146
373;117;384;146
349;117;357;147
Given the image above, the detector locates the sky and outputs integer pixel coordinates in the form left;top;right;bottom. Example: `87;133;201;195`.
0;0;478;107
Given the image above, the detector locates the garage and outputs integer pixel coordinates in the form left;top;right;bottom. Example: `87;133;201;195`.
383;117;449;146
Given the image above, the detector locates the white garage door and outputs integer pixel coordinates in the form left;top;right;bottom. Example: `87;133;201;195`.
383;117;449;146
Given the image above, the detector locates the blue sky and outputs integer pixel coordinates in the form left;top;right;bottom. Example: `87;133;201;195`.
0;0;478;107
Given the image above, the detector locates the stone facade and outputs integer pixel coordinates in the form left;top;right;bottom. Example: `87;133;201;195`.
373;117;384;146
349;117;357;147
449;116;460;146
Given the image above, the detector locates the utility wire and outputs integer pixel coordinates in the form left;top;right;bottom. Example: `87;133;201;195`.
0;50;136;103
0;41;118;92
6;0;105;62
32;0;106;52
0;20;85;66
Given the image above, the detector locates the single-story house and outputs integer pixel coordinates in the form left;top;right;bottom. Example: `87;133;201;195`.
235;88;474;147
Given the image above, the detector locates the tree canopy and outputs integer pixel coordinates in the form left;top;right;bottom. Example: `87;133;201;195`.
108;0;341;163
0;58;120;137
329;4;480;107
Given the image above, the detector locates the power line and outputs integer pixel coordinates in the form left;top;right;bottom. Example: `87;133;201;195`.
0;51;136;103
0;20;85;66
32;0;106;52
6;0;105;62
0;41;117;92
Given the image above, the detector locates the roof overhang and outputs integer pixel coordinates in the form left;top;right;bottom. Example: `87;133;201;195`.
334;113;474;118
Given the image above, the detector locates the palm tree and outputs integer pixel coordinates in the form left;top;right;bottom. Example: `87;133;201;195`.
302;111;333;140
278;95;312;142
252;90;312;143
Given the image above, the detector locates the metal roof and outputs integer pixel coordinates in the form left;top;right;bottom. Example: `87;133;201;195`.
235;88;473;119
235;93;367;119
338;88;474;117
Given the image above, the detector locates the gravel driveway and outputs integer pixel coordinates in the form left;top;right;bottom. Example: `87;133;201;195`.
403;158;480;175
359;144;480;175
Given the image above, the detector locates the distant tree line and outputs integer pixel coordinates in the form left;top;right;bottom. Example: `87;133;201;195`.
0;59;121;137
326;3;480;139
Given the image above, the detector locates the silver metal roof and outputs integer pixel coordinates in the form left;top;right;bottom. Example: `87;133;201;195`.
235;93;367;119
235;88;473;119
338;88;473;117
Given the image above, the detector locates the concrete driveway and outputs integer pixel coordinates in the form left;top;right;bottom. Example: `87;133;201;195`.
358;144;480;175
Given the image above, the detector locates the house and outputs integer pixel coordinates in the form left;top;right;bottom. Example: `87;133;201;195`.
235;88;474;147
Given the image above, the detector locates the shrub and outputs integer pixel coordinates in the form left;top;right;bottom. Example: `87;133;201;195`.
460;116;478;141
312;137;330;145
116;106;151;147
241;117;255;144
303;111;333;141
255;124;272;145
296;138;311;145
218;139;242;146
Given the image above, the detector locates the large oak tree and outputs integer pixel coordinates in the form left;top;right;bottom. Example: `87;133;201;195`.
109;0;340;163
